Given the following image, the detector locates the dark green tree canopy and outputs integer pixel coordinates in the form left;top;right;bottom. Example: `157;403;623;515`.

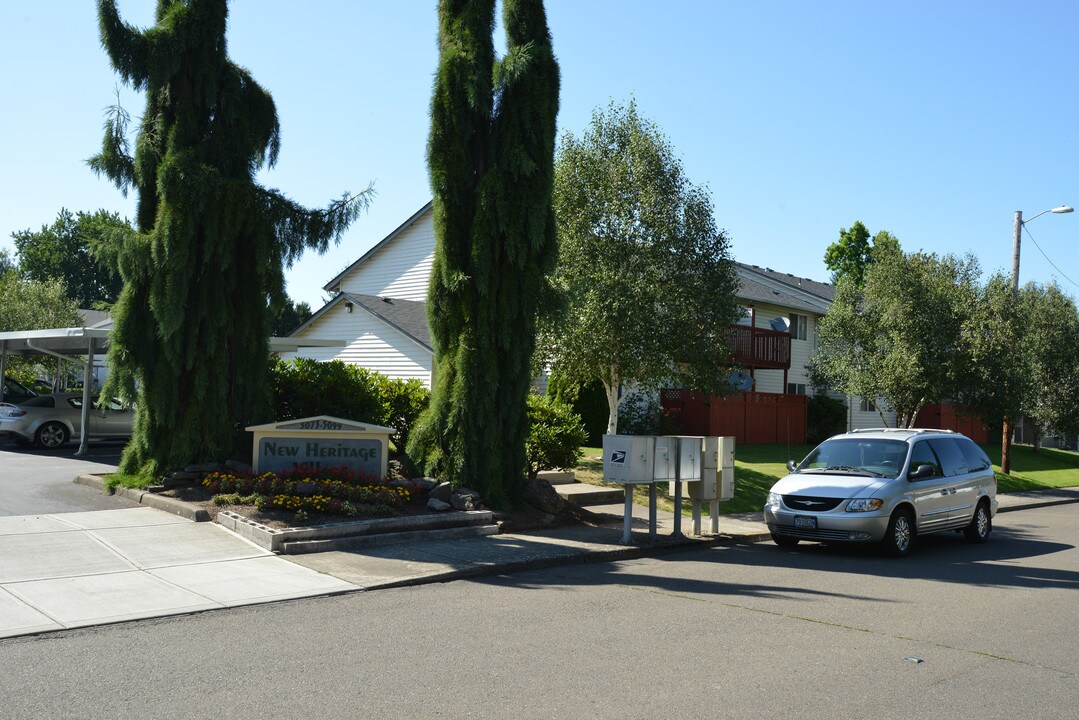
408;0;560;508
543;99;741;434
11;208;128;308
92;0;369;477
269;297;313;337
824;221;900;285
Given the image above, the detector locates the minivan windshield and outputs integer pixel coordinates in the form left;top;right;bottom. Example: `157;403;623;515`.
797;438;909;478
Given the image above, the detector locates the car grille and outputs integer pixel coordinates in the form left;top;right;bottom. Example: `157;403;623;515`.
771;525;852;541
782;495;843;512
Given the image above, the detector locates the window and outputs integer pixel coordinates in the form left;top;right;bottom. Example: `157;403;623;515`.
786;383;807;396
908;441;942;478
859;397;876;412
958;438;991;472
789;313;808;341
929;438;970;476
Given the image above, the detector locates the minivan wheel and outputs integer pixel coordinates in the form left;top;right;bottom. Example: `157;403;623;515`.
964;501;991;543
882;509;915;557
771;533;799;548
35;422;69;449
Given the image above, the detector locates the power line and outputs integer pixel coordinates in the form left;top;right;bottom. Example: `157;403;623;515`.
1022;224;1079;290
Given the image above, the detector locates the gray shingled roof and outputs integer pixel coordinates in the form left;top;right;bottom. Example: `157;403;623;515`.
344;293;432;350
736;262;835;303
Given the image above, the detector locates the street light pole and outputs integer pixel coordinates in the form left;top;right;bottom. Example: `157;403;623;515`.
1001;205;1073;474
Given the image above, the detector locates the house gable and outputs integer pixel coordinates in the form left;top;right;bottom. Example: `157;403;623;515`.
325;202;435;302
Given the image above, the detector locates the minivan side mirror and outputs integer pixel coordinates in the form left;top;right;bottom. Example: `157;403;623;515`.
908;464;935;480
786;460;798;473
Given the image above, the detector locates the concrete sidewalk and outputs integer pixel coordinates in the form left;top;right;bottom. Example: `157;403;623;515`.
2;489;1076;640
0;507;356;639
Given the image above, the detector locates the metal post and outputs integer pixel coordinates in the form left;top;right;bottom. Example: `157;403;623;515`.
710;499;719;534
76;338;95;456
621;486;634;544
673;480;684;538
648;482;657;542
691;499;701;536
0;341;6;403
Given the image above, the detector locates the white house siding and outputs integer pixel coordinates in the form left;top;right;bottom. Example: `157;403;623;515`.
338;212;435;301
847;399;898;431
283;304;433;387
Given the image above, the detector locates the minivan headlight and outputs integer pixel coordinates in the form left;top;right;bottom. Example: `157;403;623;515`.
846;498;884;513
766;492;782;507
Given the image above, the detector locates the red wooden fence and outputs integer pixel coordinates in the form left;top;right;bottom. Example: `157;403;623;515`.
913;403;989;443
661;389;807;445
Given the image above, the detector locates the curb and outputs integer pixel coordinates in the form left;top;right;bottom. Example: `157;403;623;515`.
74;474;211;522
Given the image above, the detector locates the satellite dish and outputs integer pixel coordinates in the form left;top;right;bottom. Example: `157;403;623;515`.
727;370;754;391
770;317;790;332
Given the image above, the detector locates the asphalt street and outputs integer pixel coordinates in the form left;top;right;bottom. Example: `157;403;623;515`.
2;503;1076;719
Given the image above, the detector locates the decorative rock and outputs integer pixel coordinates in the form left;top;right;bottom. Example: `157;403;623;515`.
523;476;565;514
225;459;253;474
295;482;317;494
410;477;439;492
426;498;452;512
185;462;224;474
429;482;454;502
449;493;476;511
456;486;481;499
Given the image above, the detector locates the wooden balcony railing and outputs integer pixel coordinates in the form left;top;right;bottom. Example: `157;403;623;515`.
729;325;791;370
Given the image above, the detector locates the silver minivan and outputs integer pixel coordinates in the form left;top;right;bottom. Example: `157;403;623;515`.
763;429;997;557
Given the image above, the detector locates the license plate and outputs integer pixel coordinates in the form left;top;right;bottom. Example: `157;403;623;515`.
793;515;817;529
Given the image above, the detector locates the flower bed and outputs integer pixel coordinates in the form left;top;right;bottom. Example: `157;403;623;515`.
202;464;422;521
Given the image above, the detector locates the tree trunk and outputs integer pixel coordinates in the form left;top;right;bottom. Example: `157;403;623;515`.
603;379;619;435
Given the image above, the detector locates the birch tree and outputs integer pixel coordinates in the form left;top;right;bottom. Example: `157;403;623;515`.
544;100;740;434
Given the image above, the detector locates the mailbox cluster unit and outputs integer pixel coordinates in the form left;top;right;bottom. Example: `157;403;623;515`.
602;434;736;541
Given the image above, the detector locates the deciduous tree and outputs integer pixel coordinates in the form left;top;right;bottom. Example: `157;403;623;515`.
811;244;980;427
92;0;369;478
407;0;560;508
11;208;128;308
542;100;741;434
823;221;900;286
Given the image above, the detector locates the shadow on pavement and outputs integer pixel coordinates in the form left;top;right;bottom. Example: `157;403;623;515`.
464;519;1077;603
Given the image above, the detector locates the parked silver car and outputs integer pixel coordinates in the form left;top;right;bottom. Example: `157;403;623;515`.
763;429;997;557
0;393;133;448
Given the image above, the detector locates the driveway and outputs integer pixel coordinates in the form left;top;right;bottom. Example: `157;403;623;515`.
0;436;134;515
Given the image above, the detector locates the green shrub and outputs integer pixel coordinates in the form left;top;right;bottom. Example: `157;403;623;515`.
807;393;847;444
525;394;587;478
270;357;386;426
268;358;430;458
546;371;609;446
373;374;430;451
617;393;661;435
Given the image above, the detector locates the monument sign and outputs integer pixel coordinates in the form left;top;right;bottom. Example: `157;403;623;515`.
246;415;395;478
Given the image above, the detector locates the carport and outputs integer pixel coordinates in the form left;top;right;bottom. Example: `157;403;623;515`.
0;321;343;456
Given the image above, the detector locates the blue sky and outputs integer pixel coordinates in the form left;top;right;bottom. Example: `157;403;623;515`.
2;1;1077;311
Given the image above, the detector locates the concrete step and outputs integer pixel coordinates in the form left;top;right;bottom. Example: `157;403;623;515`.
281;523;501;554
537;470;577;485
554;482;624;507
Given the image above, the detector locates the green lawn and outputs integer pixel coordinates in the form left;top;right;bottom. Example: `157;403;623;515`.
575;442;1079;516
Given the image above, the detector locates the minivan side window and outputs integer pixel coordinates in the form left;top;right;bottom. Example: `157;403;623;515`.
958;438;991;472
928;438;969;476
908;441;942;478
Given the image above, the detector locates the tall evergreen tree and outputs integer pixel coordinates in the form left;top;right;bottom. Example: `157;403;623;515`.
409;0;559;508
91;0;368;477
